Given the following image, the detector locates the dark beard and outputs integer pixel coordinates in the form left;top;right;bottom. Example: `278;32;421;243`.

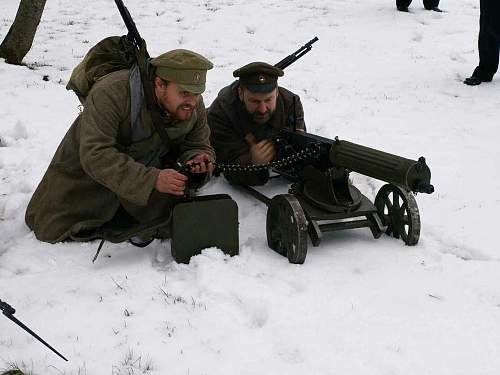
251;108;274;124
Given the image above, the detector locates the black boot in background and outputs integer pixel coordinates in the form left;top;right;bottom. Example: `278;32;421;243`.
423;0;441;11
396;0;412;12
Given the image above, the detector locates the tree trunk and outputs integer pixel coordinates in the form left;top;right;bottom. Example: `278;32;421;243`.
0;0;47;65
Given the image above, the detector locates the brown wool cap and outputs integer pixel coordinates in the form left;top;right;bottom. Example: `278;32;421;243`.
233;62;284;93
151;49;214;94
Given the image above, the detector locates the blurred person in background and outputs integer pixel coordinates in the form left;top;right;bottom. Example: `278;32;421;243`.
396;0;441;12
464;0;500;86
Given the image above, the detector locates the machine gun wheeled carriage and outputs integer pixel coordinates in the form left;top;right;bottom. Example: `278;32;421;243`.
219;128;434;264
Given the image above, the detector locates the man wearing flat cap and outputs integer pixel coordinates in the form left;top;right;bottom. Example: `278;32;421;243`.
26;48;215;245
208;62;306;186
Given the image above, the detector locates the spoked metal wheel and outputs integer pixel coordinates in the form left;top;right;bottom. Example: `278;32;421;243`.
266;194;308;264
374;184;420;246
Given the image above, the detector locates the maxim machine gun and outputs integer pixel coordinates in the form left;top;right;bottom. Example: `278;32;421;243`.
220;129;434;264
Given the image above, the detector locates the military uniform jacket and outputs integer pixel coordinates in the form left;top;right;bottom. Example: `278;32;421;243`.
208;81;305;185
26;69;214;243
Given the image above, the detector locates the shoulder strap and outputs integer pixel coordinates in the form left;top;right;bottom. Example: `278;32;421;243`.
136;41;174;148
128;64;151;141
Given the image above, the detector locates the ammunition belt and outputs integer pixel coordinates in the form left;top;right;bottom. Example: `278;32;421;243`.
214;146;317;173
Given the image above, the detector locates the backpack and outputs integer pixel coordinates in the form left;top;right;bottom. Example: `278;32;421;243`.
66;35;136;103
66;35;175;153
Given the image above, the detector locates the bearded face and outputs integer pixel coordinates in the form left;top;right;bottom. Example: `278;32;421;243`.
238;87;278;124
154;78;200;121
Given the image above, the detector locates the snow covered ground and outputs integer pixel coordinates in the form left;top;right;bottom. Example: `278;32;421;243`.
1;0;499;374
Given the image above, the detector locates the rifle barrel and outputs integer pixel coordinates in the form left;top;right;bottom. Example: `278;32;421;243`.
114;0;149;57
275;36;319;70
1;299;68;361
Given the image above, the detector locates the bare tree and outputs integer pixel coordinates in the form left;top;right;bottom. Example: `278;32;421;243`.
0;0;47;65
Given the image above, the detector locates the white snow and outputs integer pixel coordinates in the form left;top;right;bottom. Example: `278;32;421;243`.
1;0;499;374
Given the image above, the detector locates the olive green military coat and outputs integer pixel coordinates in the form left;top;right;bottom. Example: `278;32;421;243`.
26;69;214;243
207;81;305;185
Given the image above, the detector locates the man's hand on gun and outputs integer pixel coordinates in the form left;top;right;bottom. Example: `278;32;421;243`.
185;153;215;174
245;133;276;165
155;169;188;196
155;153;214;196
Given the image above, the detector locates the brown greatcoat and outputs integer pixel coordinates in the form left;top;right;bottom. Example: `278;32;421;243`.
25;69;215;243
207;81;305;185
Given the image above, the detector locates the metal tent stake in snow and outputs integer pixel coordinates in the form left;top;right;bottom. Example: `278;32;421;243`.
0;298;68;361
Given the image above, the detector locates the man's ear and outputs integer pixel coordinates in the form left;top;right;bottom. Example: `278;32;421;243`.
153;76;163;90
237;86;244;102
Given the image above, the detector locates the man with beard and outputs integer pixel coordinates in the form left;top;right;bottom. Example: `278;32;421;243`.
26;49;215;245
464;0;500;86
208;62;306;186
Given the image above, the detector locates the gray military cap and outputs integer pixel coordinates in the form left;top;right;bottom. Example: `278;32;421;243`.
233;62;284;93
151;49;213;94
